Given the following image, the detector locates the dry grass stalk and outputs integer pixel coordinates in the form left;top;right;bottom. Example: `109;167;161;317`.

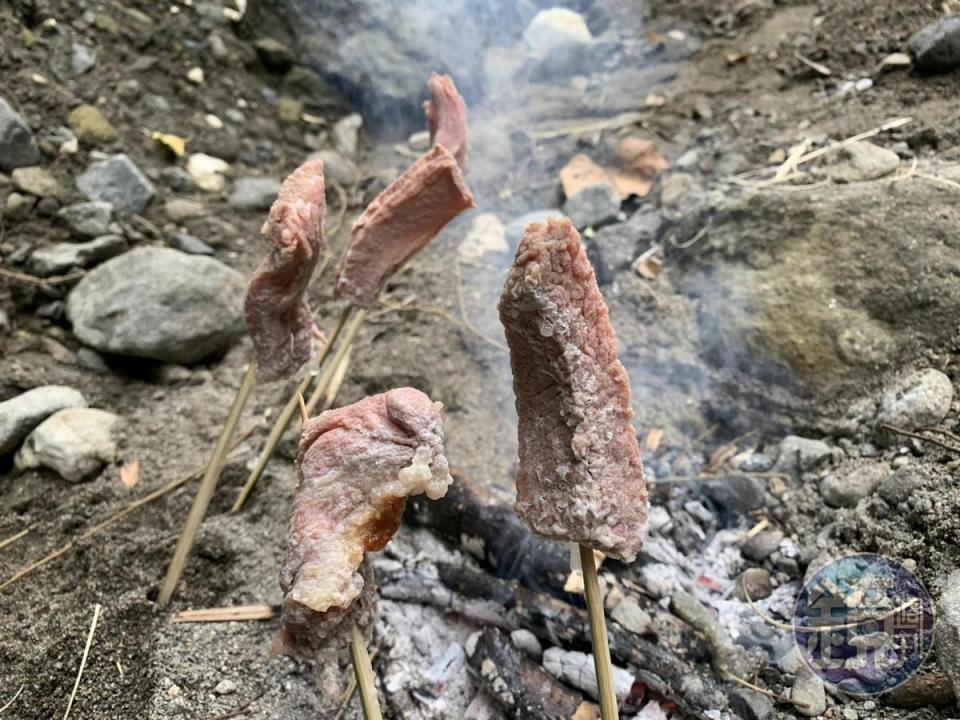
0;527;30;553
172;604;275;623
63;603;102;720
350;625;383;720
879;423;960;454
579;544;619;720
0;684;24;714
0;422;256;596
232;304;354;513
731;117;913;188
723;670;809;709
0;266;85;286
158;362;258;606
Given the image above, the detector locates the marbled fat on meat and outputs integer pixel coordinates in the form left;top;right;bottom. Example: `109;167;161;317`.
276;388;452;658
335;144;474;307
244;159;326;381
424;72;468;170
498;219;648;562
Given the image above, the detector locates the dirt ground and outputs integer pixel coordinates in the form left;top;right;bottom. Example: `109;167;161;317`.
3;0;960;718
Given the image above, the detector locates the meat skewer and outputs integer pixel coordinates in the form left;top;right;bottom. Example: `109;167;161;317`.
158;158;329;607
498;218;649;719
233;73;474;512
424;72;468;171
280;388;452;718
333;144;474;308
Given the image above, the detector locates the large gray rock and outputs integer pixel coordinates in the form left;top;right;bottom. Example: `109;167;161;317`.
15;408;118;482
791;664;826;717
30;235;127;276
523;7;596;81
66;247;246;364
908;15;960;74
563;181;621;231
935;571;960;700
76;154;156;214
228;176;281;210
0;386;87;455
877;369;953;442
825;141;900;183
820;463;890;508
57;201;113;238
774;435;835;473
243;0;502;130
586;209;663;283
0;96;41;170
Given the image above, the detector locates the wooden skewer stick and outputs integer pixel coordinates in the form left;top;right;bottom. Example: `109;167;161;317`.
297;393;309;425
158;362;258;606
322;347;352;411
231;305;354;512
304;308;367;415
579;543;619;720
64;603;102;720
349;625;383;720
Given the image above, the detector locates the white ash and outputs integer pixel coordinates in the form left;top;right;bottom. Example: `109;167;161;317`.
542;646;634;701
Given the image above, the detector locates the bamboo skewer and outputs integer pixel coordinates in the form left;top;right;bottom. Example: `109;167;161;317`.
64;603;102;720
232;305;354;512
304;308;367;415
350;625;383;720
158;362;258;606
579;544;619;720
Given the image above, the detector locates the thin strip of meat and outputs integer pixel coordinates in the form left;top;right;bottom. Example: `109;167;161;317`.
497;218;648;562
424;72;468;170
335;145;474;307
276;388;452;658
244;158;326;381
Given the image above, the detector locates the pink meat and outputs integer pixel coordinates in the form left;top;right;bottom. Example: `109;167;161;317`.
424;73;468;170
335;145;474;307
498;219;648;562
244;159;326;381
276;388;452;658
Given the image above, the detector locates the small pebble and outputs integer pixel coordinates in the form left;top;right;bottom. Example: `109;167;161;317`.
213;679;237;696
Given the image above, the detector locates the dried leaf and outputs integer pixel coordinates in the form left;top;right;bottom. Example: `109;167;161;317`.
877;52;911;72
633;245;663;280
571;702;600;720
644;428;664;452
644;92;666;107
561;139;668;203
559;153;608;198
151;132;186;158
608;137;669;199
794;51;832;76
120;458;140;488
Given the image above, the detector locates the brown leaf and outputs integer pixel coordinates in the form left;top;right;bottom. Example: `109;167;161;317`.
571;702;600;720
559;153;608;198
633;245;663;280
561;138;669;204
608;137;669;199
644;428;664;452
120;458;140;488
